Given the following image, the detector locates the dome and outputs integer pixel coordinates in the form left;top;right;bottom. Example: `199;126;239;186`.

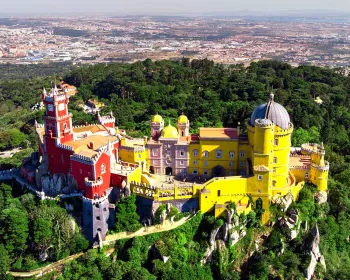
250;93;291;129
161;124;179;138
177;114;188;124
152;114;163;123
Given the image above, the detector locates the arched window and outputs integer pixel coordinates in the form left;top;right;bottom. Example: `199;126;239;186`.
240;151;245;158
203;150;209;158
193;149;198;157
63;123;67;131
48;123;52;131
101;164;106;174
229;151;235;158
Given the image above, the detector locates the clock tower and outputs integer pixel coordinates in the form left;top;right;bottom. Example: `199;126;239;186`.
42;86;74;144
42;85;74;175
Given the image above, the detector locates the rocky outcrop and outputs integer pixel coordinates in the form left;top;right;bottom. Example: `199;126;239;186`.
202;225;222;265
315;191;327;204
304;225;326;280
278;209;300;240
274;192;294;211
40;172;77;196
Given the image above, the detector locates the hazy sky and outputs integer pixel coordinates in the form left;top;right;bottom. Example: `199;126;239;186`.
1;0;350;15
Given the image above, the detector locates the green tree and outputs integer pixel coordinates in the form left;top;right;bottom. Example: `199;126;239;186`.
0;244;10;277
115;194;141;232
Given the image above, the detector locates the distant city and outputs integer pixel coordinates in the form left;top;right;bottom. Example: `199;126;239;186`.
0;14;350;69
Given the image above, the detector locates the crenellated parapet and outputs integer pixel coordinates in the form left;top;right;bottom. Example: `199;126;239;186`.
311;162;330;172
71;154;94;165
254;118;274;127
130;180;196;200
301;143;325;155
57;143;74;151
120;145;145;152
289;165;310;170
43;113;73;121
85;177;103;187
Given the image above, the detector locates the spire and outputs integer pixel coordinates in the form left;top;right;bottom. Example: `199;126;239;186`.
110;111;114;118
42;87;47;94
107;138;112;153
269;92;274;102
34;119;38;128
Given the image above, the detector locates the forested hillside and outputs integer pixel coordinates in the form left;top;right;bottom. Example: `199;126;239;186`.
0;59;350;279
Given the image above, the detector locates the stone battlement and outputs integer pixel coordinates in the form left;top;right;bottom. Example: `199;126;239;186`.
85;177;103;187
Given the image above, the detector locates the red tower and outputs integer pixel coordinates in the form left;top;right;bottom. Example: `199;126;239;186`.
42;86;74;174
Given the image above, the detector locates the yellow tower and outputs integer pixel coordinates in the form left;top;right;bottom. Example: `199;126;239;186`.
302;142;329;192
248;93;293;223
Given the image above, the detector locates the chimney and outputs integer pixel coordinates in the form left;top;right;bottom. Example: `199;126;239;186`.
89;142;94;149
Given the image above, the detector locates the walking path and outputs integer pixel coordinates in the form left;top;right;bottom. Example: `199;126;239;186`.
7;214;196;278
104;214;194;245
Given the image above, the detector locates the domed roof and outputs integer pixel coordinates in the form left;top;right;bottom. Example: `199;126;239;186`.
250;93;291;129
152;114;163;123
161;124;179;138
177;114;188;124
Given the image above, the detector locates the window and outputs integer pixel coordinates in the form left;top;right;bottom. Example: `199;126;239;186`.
258;175;263;181
204;170;209;176
192;169;198;175
240;161;245;167
274;139;279;146
63;123;67;131
273;157;278;164
48;123;53;131
204;161;208;167
240;151;245;158
193;160;197;166
229;171;233;176
272;181;276;187
216;150;222;158
138;153;141;159
229;151;235;158
273;167;276;173
193;149;198;157
218;190;221;197
180;150;185;156
229;161;233;167
180;160;184;166
181;131;184;137
101;164;106;174
203;150;209;158
305;172;309;179
152;149;158;156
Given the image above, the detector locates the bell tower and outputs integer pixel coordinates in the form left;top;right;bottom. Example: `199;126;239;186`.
42;85;74;144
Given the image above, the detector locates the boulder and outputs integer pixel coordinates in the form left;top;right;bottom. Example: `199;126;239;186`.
239;230;246;239
315;191;328;204
230;230;240;246
304;225;326;280
162;256;170;263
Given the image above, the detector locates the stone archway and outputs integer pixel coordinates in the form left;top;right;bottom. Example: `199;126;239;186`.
165;167;173;176
212;165;226;177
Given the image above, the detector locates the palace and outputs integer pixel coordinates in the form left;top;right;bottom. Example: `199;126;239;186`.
35;87;329;244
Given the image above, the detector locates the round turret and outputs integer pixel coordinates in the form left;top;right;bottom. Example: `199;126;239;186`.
250;93;291;130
